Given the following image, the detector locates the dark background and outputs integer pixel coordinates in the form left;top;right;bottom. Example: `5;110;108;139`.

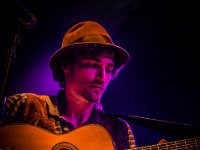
1;0;199;147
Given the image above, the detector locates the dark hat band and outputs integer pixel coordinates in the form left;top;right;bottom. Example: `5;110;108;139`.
64;34;113;46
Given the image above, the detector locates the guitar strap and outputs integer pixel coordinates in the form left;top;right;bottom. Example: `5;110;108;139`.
106;113;200;137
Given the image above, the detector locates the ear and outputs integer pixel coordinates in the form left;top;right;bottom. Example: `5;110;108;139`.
61;65;70;73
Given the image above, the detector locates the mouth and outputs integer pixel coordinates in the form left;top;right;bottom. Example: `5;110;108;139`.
90;85;104;90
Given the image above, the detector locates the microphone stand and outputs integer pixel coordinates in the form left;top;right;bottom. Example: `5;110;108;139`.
0;24;21;117
0;0;36;117
107;113;200;137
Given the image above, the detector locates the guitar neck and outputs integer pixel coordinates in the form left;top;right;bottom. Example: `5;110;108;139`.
136;137;200;150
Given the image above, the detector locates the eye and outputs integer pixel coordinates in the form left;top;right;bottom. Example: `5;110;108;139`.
106;67;114;74
83;61;99;68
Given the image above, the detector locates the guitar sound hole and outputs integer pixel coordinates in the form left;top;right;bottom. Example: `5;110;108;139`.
52;142;79;150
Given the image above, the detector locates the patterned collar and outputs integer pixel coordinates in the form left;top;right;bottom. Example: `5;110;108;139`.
45;90;105;126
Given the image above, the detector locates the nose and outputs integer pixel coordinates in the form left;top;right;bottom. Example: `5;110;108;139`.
96;66;106;82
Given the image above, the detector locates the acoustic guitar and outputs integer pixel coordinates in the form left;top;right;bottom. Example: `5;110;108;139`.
0;124;115;150
0;124;199;150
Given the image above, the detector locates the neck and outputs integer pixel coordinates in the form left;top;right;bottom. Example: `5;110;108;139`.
61;89;95;128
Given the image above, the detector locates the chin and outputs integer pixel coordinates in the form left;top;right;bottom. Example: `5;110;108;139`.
83;91;102;103
84;90;102;103
89;95;101;103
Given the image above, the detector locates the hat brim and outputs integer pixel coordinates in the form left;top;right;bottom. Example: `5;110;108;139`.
49;43;130;70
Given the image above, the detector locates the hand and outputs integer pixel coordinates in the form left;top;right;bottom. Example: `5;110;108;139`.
158;139;167;144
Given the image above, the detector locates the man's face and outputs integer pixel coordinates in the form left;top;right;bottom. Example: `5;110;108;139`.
63;53;114;103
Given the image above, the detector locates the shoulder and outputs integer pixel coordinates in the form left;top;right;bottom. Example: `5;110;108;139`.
97;111;136;149
94;110;133;135
99;111;130;128
5;93;50;104
2;93;51;122
4;93;35;111
4;93;51;115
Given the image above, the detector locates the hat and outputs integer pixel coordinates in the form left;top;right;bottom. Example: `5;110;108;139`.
49;21;130;70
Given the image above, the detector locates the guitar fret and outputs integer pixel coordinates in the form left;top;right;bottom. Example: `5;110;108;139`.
142;145;151;149
167;141;177;150
150;145;158;150
136;145;155;150
196;137;200;149
184;139;188;149
136;147;142;150
158;143;167;150
176;139;186;149
186;138;197;149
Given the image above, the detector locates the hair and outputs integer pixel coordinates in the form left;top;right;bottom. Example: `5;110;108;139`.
51;45;121;88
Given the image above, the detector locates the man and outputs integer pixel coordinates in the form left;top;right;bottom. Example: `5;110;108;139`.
0;21;135;149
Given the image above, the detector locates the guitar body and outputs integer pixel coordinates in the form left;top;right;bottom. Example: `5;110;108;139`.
0;124;115;150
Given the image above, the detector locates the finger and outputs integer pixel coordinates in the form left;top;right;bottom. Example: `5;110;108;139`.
158;139;167;144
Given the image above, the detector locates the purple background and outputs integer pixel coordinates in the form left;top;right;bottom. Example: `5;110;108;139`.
1;0;199;147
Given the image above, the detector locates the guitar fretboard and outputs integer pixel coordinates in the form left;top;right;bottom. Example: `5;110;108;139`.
136;137;200;150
